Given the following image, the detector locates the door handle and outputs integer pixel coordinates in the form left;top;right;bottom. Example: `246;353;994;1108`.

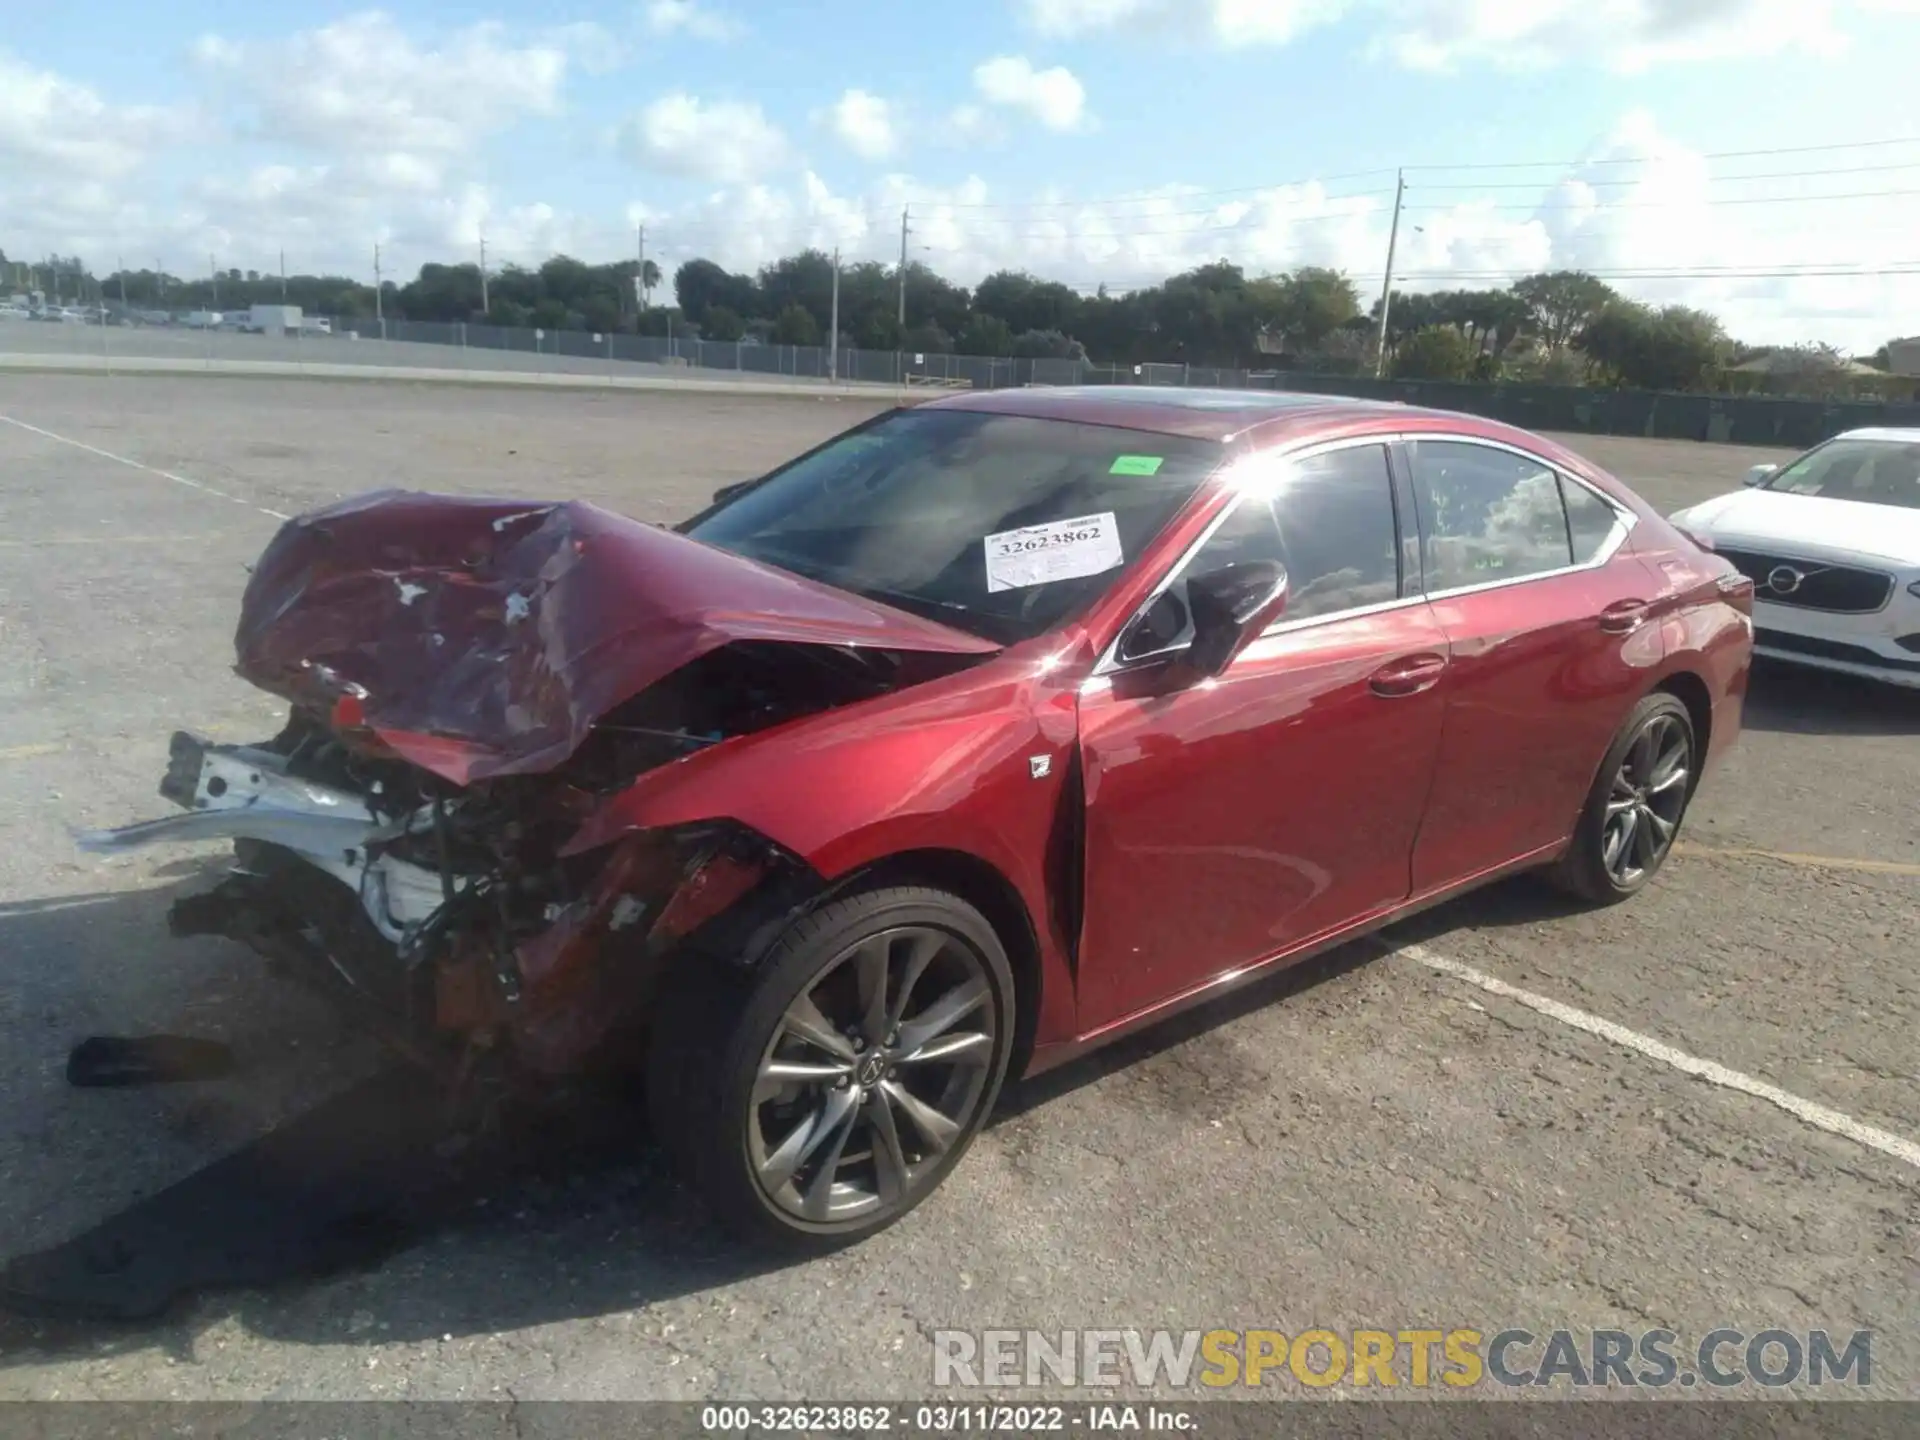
1598;599;1650;634
1369;652;1448;698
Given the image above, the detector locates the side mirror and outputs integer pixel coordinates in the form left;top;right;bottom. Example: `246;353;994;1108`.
1744;463;1778;488
1183;560;1289;677
1115;588;1190;667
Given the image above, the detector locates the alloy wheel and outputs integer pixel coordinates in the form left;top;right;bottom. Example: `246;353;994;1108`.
1601;711;1691;886
747;925;996;1225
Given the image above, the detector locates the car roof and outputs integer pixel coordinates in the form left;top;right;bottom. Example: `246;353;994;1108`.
915;385;1440;443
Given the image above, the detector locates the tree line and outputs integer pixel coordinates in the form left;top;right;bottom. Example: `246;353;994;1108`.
4;242;1902;397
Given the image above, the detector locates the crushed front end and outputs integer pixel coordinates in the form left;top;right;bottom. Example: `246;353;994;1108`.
77;712;812;1082
71;489;997;1088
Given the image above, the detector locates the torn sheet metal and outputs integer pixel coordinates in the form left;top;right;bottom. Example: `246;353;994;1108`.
233;490;999;785
76;733;473;944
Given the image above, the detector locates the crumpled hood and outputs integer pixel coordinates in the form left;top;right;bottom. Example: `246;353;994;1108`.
234;489;1000;785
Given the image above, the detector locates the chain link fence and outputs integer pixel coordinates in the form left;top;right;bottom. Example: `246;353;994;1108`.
8;313;1920;449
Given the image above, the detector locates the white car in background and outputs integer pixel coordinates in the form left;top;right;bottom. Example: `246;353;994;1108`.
1669;427;1920;689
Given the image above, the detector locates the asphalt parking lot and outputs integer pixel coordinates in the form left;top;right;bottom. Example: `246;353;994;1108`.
0;374;1914;1402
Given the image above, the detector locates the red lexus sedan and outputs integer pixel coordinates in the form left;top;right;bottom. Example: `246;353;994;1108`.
83;387;1753;1248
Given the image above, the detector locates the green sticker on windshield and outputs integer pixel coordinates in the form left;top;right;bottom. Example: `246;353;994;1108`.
1110;454;1165;475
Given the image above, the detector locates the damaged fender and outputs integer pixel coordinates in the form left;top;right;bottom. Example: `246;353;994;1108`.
558;648;1092;1055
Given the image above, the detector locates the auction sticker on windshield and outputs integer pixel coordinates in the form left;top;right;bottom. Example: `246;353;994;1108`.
984;512;1125;593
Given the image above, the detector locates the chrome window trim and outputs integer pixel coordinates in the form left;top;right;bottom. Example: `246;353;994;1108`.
1090;430;1640;677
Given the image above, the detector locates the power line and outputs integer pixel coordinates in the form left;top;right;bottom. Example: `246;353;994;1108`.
644;193;1398;245
900;138;1920;216
905;167;1402;213
646;178;1918;252
1406;159;1920;192
1036;263;1920;291
1401;135;1920;173
1384;264;1920;280
1406;185;1920;215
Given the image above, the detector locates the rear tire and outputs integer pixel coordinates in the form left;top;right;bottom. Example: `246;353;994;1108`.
1549;692;1696;905
646;885;1015;1252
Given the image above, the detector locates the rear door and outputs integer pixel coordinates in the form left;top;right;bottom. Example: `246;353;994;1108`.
1400;437;1660;894
1074;439;1453;1033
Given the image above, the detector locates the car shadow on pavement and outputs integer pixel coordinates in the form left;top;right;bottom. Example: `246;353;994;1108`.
1740;657;1920;737
0;870;1567;1368
0;882;810;1368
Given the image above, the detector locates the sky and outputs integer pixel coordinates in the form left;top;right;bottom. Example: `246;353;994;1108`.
4;0;1920;350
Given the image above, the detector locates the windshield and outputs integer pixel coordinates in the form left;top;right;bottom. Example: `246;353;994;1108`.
1764;437;1920;510
685;408;1225;644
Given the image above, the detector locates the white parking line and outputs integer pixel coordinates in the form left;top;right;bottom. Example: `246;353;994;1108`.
0;413;290;521
1388;940;1920;1171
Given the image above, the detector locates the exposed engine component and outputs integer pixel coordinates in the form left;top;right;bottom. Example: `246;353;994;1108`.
79;730;479;946
75;704;822;1081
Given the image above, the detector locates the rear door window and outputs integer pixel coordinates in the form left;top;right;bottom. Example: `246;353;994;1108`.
1408;440;1575;592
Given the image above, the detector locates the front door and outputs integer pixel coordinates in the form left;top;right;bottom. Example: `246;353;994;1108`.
1074;440;1451;1035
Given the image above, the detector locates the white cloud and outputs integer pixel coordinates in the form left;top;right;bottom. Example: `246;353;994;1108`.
942;104;1005;147
0;51;192;181
1021;0;1344;44
1210;0;1347;44
972;56;1090;133
5;22;1917;356
1023;0;1163;33
644;0;746;41
544;21;630;75
622;111;1920;353
191;12;571;157
824;89;899;161
1374;0;1849;73
617;93;789;183
1022;0;1889;68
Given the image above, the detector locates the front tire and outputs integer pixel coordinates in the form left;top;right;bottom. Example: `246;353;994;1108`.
647;885;1015;1251
1549;692;1696;905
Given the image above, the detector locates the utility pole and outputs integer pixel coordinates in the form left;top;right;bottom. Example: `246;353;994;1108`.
280;248;287;300
829;246;841;382
1372;169;1405;379
636;223;648;312
478;233;489;314
210;253;219;309
117;255;128;310
373;243;384;331
896;206;910;335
